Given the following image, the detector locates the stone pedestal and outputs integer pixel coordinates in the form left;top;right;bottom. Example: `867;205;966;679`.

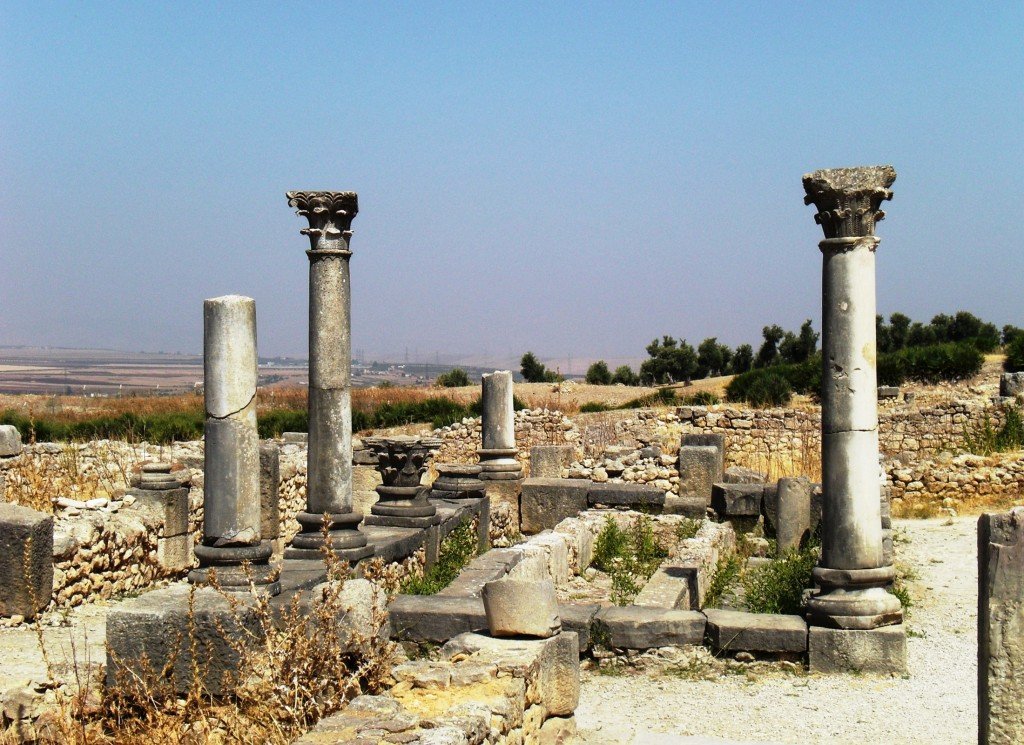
808;625;906;674
431;463;486;500
774;476;813;552
189;296;278;595
363;436;440;529
284;191;371;563
979;508;1024;744
478;371;522;481
259;443;281;554
0;503;52;619
802;166;901;633
128;463;191;571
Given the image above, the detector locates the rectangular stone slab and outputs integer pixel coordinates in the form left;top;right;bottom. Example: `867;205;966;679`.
979;509;1024;744
703;609;808;653
595;606;706;649
586;482;665;507
633;561;699;610
388;595;488;642
0;504;53;619
807;625;907;674
711;483;764;518
558;602;600;653
106;585;263;695
521;478;589;534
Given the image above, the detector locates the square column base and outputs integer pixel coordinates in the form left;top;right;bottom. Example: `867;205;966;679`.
808;625;907;674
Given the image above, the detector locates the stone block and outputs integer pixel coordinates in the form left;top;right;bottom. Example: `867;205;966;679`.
483;478;521;523
979;508;1024;743
1000;372;1024;398
106;585;264;695
441;631;580;716
724;466;767;484
877;385;900;399
482;578;561;638
282;431;307;443
527;533;571;585
157;535;193;572
259;443;280;542
703;609;808;653
595;606;706;649
130;486;190;538
0;504;53;618
663;494;708;518
521;478;588;534
530;445;575;479
0;425;22;457
677;446;722;506
711;482;764;518
681;433;726;455
633;560;698;610
558;603;599;653
388;595;487;642
553;517;594;573
807;625;907;674
586;482;664;508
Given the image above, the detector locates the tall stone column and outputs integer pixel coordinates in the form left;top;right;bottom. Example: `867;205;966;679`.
284;192;372;562
477;371;523;480
190;295;278;594
803;166;901;631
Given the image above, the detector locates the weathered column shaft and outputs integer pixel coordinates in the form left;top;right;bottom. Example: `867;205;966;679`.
820;237;883;570
481;371;515;450
203;295;261;545
803;165;901;631
307;249;353;515
285;191;370;561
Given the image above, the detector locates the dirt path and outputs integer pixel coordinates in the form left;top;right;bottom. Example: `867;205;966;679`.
576;517;978;744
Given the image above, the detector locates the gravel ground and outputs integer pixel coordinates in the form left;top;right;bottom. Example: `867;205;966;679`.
576;517;978;745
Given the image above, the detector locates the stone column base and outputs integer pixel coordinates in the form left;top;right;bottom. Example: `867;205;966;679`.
285;510;374;563
805;565;903;629
363;513;441;529
189;541;280;596
808;625;907;674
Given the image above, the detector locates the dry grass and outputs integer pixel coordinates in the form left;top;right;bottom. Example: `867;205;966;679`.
3;534;396;744
2;445;137;514
729;418;823;482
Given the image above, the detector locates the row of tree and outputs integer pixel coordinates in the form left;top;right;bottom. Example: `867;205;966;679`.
578;311;1018;386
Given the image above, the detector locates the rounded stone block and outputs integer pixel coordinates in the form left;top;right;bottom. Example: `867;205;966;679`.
0;425;22;458
482;578;561;638
203;295;258;419
1001;372;1024;398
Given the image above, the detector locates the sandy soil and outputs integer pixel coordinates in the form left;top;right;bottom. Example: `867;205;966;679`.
576;517;978;744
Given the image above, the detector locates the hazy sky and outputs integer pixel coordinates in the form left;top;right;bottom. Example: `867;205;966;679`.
2;3;1021;373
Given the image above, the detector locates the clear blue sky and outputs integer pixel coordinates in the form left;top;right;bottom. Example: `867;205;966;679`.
2;3;1021;372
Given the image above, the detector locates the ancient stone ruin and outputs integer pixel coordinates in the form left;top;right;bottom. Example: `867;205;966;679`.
0;170;1021;743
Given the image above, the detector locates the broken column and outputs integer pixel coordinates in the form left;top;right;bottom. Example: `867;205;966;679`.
802;166;903;668
284;191;371;563
979;507;1024;744
190;295;278;595
477;371;523;481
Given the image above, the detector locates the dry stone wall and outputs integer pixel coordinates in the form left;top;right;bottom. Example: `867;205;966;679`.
431;409;580;471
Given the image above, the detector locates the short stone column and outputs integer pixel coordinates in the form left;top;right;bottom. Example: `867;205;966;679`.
363;436;440;528
190;295;278;594
979;507;1024;744
128;462;192;571
284;191;371;563
477;371;523;481
431;463;486;500
802;166;902;638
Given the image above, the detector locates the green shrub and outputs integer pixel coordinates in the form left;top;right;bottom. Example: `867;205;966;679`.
726;359;818;405
579;402;611;413
436;368;470;387
881;342;983;385
1005;335;1024;372
591;516;667;605
702;554;742;609
682;391;720;406
742;546;818;614
400;519;479;595
585;360;612;385
963;406;1024;455
618;387;677;409
675;518;702;541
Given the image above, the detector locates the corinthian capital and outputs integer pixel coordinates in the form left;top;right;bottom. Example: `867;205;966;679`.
286;191;359;252
802;166;895;239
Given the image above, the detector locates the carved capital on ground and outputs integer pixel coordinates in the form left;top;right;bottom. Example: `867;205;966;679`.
286;191;358;252
802;166;895;239
366;436;432;488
